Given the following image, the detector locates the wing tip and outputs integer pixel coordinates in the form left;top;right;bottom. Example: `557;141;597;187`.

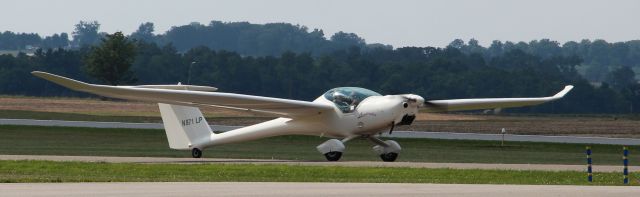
552;85;574;99
31;71;57;81
31;71;62;81
31;70;90;90
31;70;47;77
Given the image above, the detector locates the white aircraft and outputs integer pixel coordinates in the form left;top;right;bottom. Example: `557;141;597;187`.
32;71;573;162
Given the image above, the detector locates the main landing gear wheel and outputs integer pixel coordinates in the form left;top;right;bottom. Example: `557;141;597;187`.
379;152;398;162
317;139;346;162
371;139;401;162
324;151;343;161
191;148;203;158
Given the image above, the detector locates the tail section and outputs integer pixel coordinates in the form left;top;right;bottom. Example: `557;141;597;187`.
158;103;213;150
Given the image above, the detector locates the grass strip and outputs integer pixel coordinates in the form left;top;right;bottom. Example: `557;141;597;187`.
0;160;637;185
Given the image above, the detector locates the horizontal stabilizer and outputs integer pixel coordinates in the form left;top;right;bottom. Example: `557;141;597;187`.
123;84;218;92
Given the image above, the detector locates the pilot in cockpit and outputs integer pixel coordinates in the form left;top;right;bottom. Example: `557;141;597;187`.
332;91;352;107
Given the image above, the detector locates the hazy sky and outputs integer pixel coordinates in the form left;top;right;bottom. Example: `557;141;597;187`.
2;0;639;47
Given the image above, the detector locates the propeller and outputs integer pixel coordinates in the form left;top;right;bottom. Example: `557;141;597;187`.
400;94;425;105
422;100;448;112
401;94;449;112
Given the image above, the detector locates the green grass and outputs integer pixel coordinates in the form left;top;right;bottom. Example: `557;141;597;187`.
0;160;636;185
0;125;637;165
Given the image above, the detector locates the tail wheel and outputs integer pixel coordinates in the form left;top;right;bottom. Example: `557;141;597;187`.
380;152;398;162
192;148;203;158
324;151;343;161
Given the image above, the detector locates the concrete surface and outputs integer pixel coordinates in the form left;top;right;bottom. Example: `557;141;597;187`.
0;182;637;197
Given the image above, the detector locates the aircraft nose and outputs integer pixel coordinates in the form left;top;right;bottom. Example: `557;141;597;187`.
414;95;425;105
403;94;424;106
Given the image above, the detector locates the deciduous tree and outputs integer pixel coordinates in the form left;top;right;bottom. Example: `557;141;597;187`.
84;32;136;85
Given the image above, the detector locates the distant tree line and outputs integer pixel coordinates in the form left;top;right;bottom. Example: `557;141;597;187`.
0;21;639;114
1;20;384;56
0;20;101;49
2;21;639;84
1;39;638;114
151;21;377;56
0;31;69;49
447;39;640;82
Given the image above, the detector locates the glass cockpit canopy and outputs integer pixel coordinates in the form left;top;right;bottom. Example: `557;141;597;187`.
323;87;382;113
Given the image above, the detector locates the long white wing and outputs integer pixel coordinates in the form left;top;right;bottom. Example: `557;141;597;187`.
32;71;334;117
423;85;574;112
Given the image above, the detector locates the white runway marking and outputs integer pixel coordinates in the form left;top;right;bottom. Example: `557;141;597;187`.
2;118;639;145
0;182;637;197
2;155;638;172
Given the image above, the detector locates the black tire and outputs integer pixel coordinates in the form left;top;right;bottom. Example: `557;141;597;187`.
192;148;203;158
380;152;398;162
324;151;343;161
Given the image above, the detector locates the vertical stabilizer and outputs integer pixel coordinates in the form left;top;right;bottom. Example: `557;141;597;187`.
158;103;212;150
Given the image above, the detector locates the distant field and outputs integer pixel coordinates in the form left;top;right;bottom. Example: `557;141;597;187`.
0;110;270;125
408;114;640;138
0;160;636;185
0;96;260;117
0;125;637;165
1;96;639;138
0;50;21;56
0;95;481;120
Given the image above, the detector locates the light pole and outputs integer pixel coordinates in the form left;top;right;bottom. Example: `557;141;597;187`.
501;128;506;147
187;61;196;85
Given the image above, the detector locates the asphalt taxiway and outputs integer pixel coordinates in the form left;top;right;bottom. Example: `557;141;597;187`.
2;118;639;145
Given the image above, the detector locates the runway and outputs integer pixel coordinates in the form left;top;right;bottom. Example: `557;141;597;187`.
1;182;637;197
2;154;638;172
2;118;639;145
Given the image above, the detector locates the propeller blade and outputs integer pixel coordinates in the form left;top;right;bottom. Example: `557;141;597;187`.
423;100;448;112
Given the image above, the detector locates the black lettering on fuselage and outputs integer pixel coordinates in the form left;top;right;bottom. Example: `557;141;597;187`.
181;116;204;127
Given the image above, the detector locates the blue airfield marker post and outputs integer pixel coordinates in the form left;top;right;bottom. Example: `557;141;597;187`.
623;146;629;185
586;146;592;182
